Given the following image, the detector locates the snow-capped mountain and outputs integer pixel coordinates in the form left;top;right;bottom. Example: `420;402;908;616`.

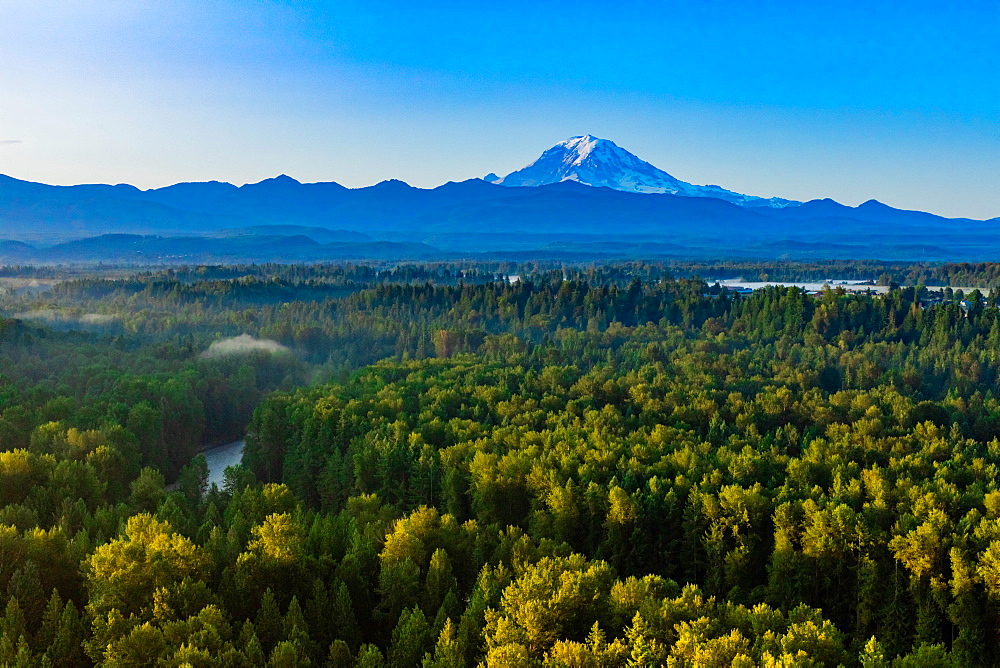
490;135;797;208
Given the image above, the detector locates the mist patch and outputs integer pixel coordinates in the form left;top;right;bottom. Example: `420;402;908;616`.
201;334;290;358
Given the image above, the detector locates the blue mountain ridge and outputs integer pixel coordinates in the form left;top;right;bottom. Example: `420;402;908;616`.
0;135;995;262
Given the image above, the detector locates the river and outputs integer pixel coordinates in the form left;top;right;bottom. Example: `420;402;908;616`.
712;278;889;293
712;278;990;295
202;439;245;487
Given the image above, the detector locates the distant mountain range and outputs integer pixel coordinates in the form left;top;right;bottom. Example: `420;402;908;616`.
0;136;996;264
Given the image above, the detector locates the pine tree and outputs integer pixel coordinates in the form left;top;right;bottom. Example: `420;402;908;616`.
34;590;63;653
6;562;44;635
0;598;27;666
239;621;266;666
10;635;31;668
389;606;432;667
327;639;352;668
374;558;421;641
303;579;331;652
625;613;660;668
355;643;385;667
432;589;461;638
423;548;456;617
859;637;889;668
268;639;312;667
329;579;361;650
256;588;285;653
456;567;500;665
284;596;316;661
422;619;464;668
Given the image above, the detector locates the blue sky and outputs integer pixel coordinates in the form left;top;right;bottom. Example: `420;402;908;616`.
0;0;997;218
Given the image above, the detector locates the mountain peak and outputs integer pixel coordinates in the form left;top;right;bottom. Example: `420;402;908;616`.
560;134;603;155
495;134;663;191
366;179;416;192
859;199;890;209
245;174;301;188
495;135;798;208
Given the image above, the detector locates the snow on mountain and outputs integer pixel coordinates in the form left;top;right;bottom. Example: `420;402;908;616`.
495;135;797;208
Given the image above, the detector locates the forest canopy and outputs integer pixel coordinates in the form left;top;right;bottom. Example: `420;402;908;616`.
2;260;1000;665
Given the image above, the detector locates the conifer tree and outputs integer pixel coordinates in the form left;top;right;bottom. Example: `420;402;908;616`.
0;598;27;666
423;619;463;668
355;643;385;668
389;606;432;668
256;588;285;653
327;639;352;668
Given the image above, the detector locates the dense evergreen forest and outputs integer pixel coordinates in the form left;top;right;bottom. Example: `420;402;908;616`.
5;260;1000;665
10;258;1000;289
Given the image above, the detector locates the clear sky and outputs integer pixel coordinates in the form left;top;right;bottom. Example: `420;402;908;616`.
0;0;997;218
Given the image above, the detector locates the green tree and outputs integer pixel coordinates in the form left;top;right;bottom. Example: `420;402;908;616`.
86;514;209;618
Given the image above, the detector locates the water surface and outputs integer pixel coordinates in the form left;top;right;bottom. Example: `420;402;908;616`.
203;439;245;487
